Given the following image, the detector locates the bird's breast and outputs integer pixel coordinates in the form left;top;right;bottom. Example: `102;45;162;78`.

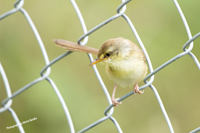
105;58;147;88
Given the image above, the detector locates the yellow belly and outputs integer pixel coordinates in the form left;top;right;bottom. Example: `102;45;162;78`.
106;60;147;88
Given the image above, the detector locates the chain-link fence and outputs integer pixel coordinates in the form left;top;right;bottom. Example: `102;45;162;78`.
0;0;200;133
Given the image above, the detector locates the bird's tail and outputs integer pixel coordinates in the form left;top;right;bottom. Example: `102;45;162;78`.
53;39;98;55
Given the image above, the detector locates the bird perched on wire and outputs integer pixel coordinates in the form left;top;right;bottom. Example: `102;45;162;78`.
54;37;148;106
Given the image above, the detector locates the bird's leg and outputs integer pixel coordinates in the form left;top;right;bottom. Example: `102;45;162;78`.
134;83;144;94
111;83;122;106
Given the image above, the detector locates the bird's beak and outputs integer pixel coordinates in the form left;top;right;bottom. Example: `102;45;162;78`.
89;58;105;66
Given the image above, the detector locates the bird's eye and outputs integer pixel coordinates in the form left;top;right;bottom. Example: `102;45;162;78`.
105;53;110;57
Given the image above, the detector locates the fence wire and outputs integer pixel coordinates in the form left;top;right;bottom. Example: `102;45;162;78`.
0;0;200;133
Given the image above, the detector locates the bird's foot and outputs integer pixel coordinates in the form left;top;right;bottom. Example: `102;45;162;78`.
111;97;122;107
134;83;144;94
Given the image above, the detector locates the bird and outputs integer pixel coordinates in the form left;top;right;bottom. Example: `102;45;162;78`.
53;37;148;106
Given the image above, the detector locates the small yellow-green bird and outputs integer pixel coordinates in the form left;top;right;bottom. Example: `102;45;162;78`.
54;37;148;106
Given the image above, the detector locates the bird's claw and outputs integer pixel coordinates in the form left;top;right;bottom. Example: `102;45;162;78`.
134;89;144;94
134;83;144;94
112;97;122;107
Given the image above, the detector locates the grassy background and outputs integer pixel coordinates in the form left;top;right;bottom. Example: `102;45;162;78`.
1;0;200;133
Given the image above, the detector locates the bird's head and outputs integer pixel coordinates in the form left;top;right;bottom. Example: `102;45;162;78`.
90;37;132;66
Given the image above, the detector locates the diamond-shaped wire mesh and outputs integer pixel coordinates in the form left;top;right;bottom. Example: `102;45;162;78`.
0;0;200;133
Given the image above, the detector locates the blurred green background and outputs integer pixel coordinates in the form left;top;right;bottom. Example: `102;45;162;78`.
1;0;200;133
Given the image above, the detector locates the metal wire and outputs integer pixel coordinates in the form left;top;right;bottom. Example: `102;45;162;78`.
0;0;199;133
190;127;200;133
